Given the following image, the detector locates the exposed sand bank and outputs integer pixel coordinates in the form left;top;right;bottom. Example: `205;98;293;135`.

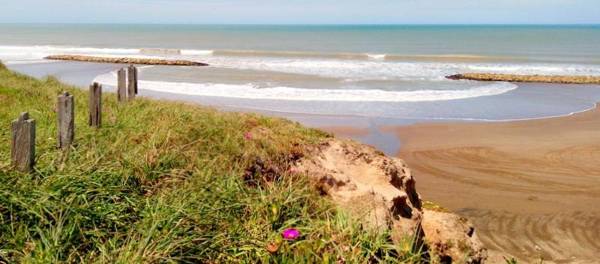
295;138;487;263
380;104;600;263
447;73;600;84
44;55;209;66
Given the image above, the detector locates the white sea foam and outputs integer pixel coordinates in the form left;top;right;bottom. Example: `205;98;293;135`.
366;54;387;60
3;45;600;82
203;57;452;81
0;45;212;59
465;64;600;76
181;49;214;56
4;45;600;103
76;54;165;59
202;56;600;81
94;70;518;102
3;59;60;65
0;45;139;60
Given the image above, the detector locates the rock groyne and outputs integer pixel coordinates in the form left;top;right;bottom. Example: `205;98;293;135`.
45;55;209;66
447;73;600;84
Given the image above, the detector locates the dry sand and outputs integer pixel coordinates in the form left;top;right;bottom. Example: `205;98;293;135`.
374;105;600;263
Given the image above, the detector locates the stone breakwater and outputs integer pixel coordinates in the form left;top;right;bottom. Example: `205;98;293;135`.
447;73;600;84
44;55;209;66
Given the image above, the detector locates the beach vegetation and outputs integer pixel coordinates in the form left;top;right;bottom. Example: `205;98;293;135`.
422;201;449;213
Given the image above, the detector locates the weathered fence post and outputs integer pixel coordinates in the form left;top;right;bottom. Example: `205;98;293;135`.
89;82;102;128
11;112;35;172
117;68;127;102
127;65;138;100
134;66;138;95
57;92;75;149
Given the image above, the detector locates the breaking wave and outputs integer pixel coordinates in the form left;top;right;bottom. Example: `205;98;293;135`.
93;70;518;102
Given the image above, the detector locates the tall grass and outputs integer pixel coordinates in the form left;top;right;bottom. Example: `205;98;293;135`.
0;63;425;263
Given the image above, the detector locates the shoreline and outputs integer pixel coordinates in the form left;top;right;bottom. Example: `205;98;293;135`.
6;60;600;124
8;60;600;124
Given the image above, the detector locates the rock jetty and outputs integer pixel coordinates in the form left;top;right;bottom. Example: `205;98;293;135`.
44;55;208;66
447;73;600;84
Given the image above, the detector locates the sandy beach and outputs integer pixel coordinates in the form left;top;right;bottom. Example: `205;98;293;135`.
364;104;600;263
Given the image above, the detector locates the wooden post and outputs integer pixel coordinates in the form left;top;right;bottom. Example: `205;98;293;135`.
127;65;137;100
117;68;127;102
11;112;35;172
57;92;75;149
89;82;102;128
134;66;138;95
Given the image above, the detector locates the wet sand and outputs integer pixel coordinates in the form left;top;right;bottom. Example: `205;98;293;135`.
378;105;600;263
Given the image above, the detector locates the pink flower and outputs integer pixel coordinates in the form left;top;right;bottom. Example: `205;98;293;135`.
282;228;301;241
244;132;253;140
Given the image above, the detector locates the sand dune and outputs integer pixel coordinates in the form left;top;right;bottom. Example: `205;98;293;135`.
380;105;600;263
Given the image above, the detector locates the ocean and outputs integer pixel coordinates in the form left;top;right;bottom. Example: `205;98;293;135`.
2;24;600;123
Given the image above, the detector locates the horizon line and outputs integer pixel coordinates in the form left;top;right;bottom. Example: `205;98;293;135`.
1;22;599;26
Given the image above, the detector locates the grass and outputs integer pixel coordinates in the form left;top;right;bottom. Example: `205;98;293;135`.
421;201;449;213
0;63;426;263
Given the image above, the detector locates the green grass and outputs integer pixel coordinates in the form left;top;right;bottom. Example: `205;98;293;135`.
0;63;426;263
421;201;449;213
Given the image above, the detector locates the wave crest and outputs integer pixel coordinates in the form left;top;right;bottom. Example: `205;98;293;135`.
94;71;518;102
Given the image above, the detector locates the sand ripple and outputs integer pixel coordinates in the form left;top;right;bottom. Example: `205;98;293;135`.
386;104;600;263
461;209;600;263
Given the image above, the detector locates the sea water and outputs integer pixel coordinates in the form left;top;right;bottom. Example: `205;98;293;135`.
1;24;600;121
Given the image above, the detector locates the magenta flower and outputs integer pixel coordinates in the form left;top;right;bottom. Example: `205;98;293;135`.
244;132;253;140
282;228;301;241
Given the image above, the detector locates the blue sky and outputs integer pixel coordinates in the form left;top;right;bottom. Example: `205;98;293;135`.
1;0;599;24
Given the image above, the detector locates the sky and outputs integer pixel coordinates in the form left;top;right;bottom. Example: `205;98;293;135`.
1;0;599;24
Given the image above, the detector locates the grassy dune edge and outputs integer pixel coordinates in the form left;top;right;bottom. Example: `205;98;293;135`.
0;62;434;263
447;73;600;84
44;55;209;66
